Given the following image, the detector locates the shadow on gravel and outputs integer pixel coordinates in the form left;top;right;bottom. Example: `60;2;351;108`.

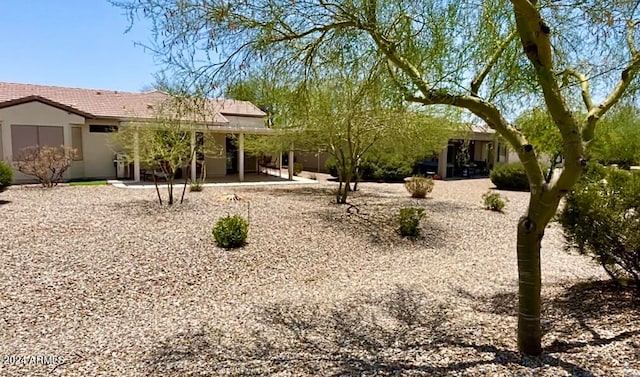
312;203;450;247
460;280;639;359
142;286;597;376
0;199;10;205
244;185;338;199
544;280;640;354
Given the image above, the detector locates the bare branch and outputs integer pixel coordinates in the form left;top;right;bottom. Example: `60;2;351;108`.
627;19;638;56
583;53;640;141
470;30;518;96
561;69;595;110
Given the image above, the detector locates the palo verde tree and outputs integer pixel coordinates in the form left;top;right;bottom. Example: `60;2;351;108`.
114;0;640;354
113;94;221;205
230;66;455;204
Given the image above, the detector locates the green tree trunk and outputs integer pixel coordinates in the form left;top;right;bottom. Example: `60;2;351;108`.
516;214;544;355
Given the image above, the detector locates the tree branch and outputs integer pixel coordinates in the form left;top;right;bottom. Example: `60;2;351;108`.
627;19;638;56
583;53;640;142
470;30;518;96
511;0;584;194
562;69;595;111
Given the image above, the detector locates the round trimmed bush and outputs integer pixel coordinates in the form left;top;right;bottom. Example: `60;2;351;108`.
404;176;434;198
213;215;249;249
0;161;13;193
490;162;529;191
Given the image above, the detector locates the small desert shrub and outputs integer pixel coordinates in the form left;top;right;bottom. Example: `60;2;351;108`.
558;165;640;292
482;191;507;212
213;215;249;249
190;180;204;192
398;207;426;238
0;161;13;193
404;175;434;198
14;145;77;187
293;162;303;175
490;162;529;191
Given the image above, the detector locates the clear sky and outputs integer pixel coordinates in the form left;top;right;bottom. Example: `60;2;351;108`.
0;0;159;92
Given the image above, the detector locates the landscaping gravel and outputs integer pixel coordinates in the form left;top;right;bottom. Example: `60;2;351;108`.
0;178;637;376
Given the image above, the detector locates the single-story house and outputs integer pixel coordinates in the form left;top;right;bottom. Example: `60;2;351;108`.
0;82;275;183
427;124;515;179
296;124;515;179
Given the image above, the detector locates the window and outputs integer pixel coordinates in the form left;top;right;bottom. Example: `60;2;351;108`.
11;125;63;160
72;127;83;161
89;125;118;133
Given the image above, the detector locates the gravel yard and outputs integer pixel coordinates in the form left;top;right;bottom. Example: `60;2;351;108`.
1;178;638;376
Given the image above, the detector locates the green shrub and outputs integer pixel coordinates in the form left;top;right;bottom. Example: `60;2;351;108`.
325;155;415;182
558;164;640;292
490;162;530;191
482;191;507;212
404;176;434;198
325;157;339;177
0;161;13;193
361;154;414;182
293;162;303;175
213;215;249;249
190;180;204;192
398;207;426;238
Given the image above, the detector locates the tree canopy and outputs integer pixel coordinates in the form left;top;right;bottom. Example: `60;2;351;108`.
113;0;640;355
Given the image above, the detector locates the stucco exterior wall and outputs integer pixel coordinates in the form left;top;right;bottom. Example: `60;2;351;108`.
0;123;3;161
81;119;121;179
223;115;265;128
0;101;84;182
204;133;226;177
297;151;330;173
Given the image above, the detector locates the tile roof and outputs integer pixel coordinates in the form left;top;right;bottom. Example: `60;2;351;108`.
0;82;266;124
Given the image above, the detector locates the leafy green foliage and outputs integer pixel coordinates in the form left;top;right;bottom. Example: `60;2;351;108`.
359;154;416;182
0;161;13;192
516;108;563;157
113;95;222;205
213;215;249;249
231;68;456;204
482;191;507;212
490;163;529;191
398;207;426;239
404;176;434;198
293;162;303;175
326;154;422;183
189;180;204;192
591;105;640;168
558;165;640;291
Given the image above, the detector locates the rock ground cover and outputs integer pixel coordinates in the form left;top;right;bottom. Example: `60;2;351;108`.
0;179;637;376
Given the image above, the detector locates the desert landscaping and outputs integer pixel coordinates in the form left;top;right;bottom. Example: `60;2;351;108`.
0;179;638;376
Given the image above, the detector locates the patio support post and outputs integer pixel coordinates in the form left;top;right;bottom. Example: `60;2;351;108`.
63;125;73;181
288;145;294;181
238;133;245;182
438;147;448;179
493;139;499;168
133;128;141;182
190;131;197;182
